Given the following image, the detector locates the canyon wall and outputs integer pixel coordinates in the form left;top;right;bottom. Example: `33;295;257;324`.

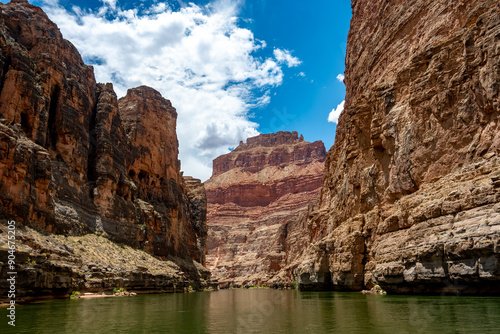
0;0;210;298
291;0;500;294
205;131;326;287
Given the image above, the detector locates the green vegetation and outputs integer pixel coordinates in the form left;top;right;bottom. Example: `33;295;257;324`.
69;291;81;299
113;287;126;294
26;257;36;265
292;280;298;290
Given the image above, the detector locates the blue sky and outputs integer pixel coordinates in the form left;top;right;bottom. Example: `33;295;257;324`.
29;0;352;180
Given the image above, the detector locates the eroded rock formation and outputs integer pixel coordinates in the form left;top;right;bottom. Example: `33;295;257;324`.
290;0;500;294
0;0;210;299
205;131;326;287
0;224;215;304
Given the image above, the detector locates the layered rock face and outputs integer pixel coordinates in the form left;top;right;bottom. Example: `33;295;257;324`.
0;224;214;304
205;131;326;287
183;176;208;266
292;0;500;294
0;1;209;298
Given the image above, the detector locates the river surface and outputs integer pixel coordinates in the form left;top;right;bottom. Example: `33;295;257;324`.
2;289;500;333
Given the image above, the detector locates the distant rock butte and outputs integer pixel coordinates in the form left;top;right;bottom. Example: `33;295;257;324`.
205;131;326;287
0;1;211;299
212;131;324;177
282;0;500;294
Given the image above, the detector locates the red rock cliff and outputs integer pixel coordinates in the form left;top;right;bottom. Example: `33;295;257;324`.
289;0;500;294
209;131;326;207
0;0;207;281
205;132;326;287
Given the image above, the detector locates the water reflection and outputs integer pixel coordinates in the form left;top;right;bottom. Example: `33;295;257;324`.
2;289;500;333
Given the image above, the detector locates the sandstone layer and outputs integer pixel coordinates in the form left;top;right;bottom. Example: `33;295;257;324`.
288;0;500;294
0;0;211;299
0;223;215;304
205;131;326;287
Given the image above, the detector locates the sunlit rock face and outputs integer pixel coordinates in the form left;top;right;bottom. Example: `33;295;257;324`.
0;1;207;268
205;131;326;287
291;0;500;294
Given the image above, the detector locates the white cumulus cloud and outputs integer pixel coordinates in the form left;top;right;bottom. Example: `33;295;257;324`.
328;100;344;124
273;48;301;67
36;0;302;181
336;73;345;82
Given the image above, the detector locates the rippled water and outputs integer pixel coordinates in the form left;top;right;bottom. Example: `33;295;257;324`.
2;289;500;333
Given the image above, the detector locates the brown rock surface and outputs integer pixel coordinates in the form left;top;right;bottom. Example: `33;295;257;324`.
288;0;500;294
0;0;96;230
205;131;326;287
0;224;214;304
119;86;181;188
183;176;208;266
0;1;211;297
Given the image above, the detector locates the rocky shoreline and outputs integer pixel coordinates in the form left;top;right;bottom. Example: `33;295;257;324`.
0;223;218;306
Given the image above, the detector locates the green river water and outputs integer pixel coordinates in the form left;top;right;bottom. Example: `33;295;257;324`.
2;289;500;333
